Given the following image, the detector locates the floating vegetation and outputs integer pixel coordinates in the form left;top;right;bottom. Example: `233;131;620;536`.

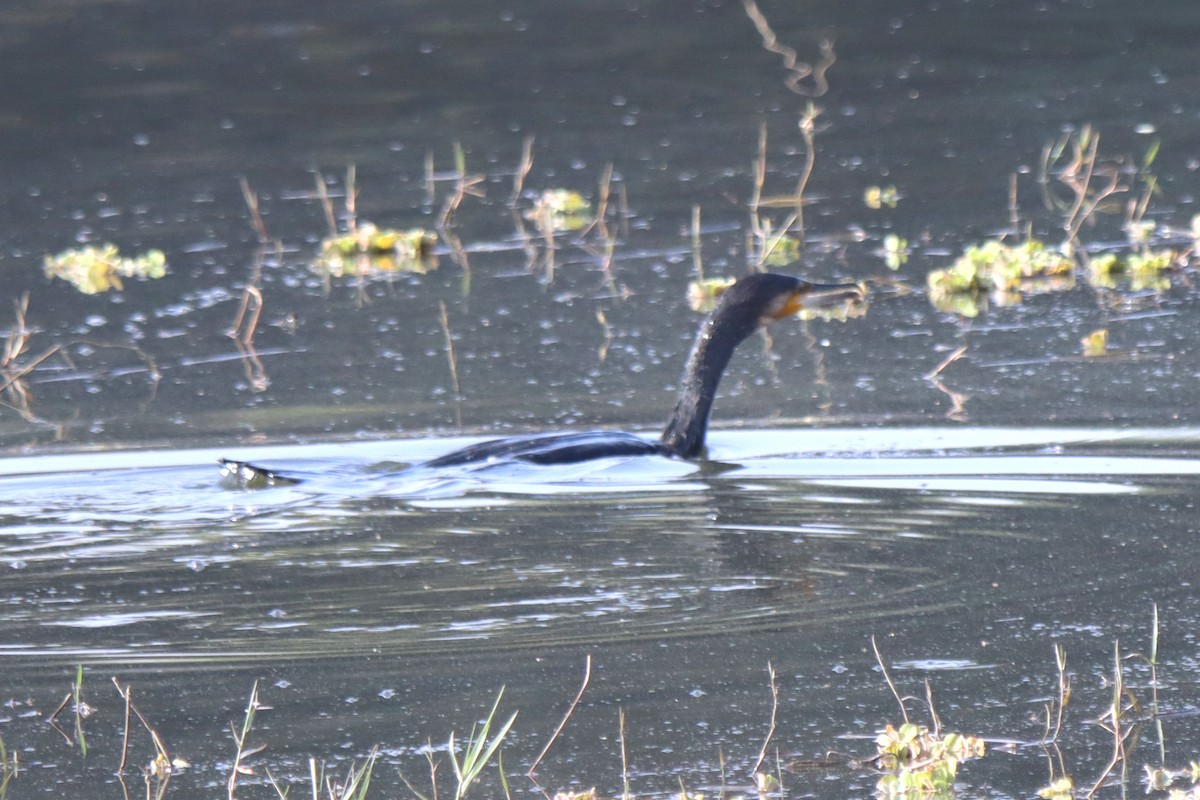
760;225;802;267
1144;763;1200;799
927;239;1074;317
313;223;438;277
1038;776;1075;800
1086;249;1178;291
882;234;909;270
687;277;738;312
865;184;900;209
43;244;166;295
1080;328;1109;358
922;126;1194;320
874;723;985;797
524;189;592;232
868;638;986;798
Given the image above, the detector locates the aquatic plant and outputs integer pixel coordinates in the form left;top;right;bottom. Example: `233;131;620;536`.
311;165;439;282
2;620;1199;800
110;677;184;799
1144;762;1200;798
448;689;517;800
43;244;166;294
865;185;901;210
925;127;1190;320
434;142;486;230
290;747;379;800
687;276;738;312
869;639;986;797
0;734;16;797
881;234;909;270
1039;125;1133;251
1086;249;1178;291
524;189;592;232
927;238;1073;317
314;223;438;277
228;681;267;798
1080;328;1109;358
874;723;985;797
46;665;90;757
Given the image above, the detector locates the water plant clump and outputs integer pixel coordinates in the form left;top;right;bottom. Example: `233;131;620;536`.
926;238;1074;317
874;723;986;797
1086;249;1178;291
922;127;1196;319
686;276;737;312
43;244;167;294
314;224;438;277
524;189;593;232
881;234;909;270
864;184;900;210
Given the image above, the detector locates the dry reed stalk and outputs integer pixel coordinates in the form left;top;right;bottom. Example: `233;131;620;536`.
511;135;535;208
872;636;910;725
751;662;780;775
528;654;592;776
741;0;835;97
438;302;463;429
793;104;820;241
228;285;263;346
925;343;968;380
314;172;338;236
239;178;270;245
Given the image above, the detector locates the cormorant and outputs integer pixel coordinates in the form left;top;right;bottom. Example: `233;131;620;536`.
220;272;864;485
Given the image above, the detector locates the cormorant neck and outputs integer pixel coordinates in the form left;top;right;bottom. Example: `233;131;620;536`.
659;303;761;458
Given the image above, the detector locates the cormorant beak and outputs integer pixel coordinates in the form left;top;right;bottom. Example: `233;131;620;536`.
775;281;868;319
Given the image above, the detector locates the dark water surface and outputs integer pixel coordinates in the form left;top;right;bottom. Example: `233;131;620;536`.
3;0;1200;797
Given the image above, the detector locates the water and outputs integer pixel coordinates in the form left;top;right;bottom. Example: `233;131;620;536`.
3;0;1200;797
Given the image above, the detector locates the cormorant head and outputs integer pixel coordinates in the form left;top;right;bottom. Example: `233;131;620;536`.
716;272;866;328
